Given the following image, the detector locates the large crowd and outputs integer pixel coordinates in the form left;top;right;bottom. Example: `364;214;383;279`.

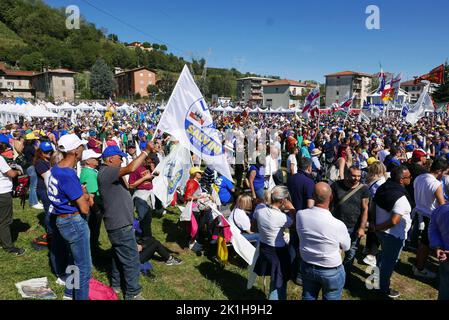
0;104;448;301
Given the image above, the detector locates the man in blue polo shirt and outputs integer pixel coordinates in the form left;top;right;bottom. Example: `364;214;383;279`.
48;134;92;300
214;173;235;206
287;157;315;285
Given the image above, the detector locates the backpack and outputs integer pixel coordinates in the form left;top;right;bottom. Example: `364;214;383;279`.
13;175;29;209
88;278;119;300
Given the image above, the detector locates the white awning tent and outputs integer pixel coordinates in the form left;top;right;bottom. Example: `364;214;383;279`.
0;103;60;126
211;105;225;112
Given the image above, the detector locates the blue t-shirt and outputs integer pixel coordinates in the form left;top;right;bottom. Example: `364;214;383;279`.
47;165;83;215
249;165;265;191
216;176;234;205
139;141;148;150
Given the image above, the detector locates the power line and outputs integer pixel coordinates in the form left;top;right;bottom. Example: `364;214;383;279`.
80;0;189;57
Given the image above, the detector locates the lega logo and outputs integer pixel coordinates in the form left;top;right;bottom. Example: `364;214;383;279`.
184;98;224;157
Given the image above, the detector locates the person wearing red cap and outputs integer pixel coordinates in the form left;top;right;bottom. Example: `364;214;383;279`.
405;149;429;251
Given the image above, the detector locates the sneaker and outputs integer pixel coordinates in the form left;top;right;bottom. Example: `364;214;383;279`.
62;295;73;300
31;204;44;210
363;254;377;267
166;256;183;266
413;266;437;279
386;289;401;299
31;203;44;210
55;277;66;286
113;288;122;295
6;247;25;256
127;293;145;300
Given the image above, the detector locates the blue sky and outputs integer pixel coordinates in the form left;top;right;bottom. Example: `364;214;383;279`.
45;0;449;83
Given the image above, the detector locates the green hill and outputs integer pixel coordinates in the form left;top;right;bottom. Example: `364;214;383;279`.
0;20;26;51
0;0;263;99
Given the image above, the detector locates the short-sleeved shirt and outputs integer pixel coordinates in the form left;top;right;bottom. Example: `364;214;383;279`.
48;165;83;215
128;165;152;190
376;195;412;240
35;159;50;191
249;165;265;191
0;156;12;194
253;205;292;247
215;175;234;205
229;208;251;233
286;154;297;175
80;167;101;205
331;181;370;230
414;173;442;218
98;165;134;231
88;137;101;154
287;170;315;212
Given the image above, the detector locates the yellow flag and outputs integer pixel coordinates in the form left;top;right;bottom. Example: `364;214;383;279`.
217;236;228;264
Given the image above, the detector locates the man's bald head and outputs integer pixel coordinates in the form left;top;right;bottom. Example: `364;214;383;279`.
314;182;332;206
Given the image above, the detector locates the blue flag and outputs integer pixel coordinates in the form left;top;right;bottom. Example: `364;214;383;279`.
401;104;410;118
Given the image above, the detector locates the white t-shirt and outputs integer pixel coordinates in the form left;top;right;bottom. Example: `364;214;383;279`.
296;206;351;268
0;156;13;194
265;155;278;176
229;208;251;234
287;154;297;175
378;149;390;163
253;205;292;247
414;173;442;217
376;195;412;240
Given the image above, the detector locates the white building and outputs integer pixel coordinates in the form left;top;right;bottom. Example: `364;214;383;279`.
401;80;437;103
325;71;373;108
262;80;315;110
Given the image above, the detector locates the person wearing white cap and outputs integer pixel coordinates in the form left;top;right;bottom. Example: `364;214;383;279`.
47;133;92;300
80;149;103;254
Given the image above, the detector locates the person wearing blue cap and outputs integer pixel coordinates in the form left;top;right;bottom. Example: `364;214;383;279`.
97;141;156;300
33;141;54;243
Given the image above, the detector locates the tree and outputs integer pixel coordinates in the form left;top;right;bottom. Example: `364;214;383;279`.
90;58;116;99
142;42;152;48
433;82;449;103
107;34;119;42
433;65;449;103
156;73;176;100
147;84;159;98
159;44;168;51
19;52;45;71
368;77;379;93
152;43;160;50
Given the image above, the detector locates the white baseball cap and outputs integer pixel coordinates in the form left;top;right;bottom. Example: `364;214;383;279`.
58;134;87;152
82;149;102;161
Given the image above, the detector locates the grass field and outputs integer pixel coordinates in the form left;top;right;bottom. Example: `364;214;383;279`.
0;198;440;300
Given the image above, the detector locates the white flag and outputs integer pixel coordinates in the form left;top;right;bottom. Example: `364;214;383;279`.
156;65;232;180
208;205;256;265
406;82;434;125
390;73;402;103
152;144;192;207
179;201;193;222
